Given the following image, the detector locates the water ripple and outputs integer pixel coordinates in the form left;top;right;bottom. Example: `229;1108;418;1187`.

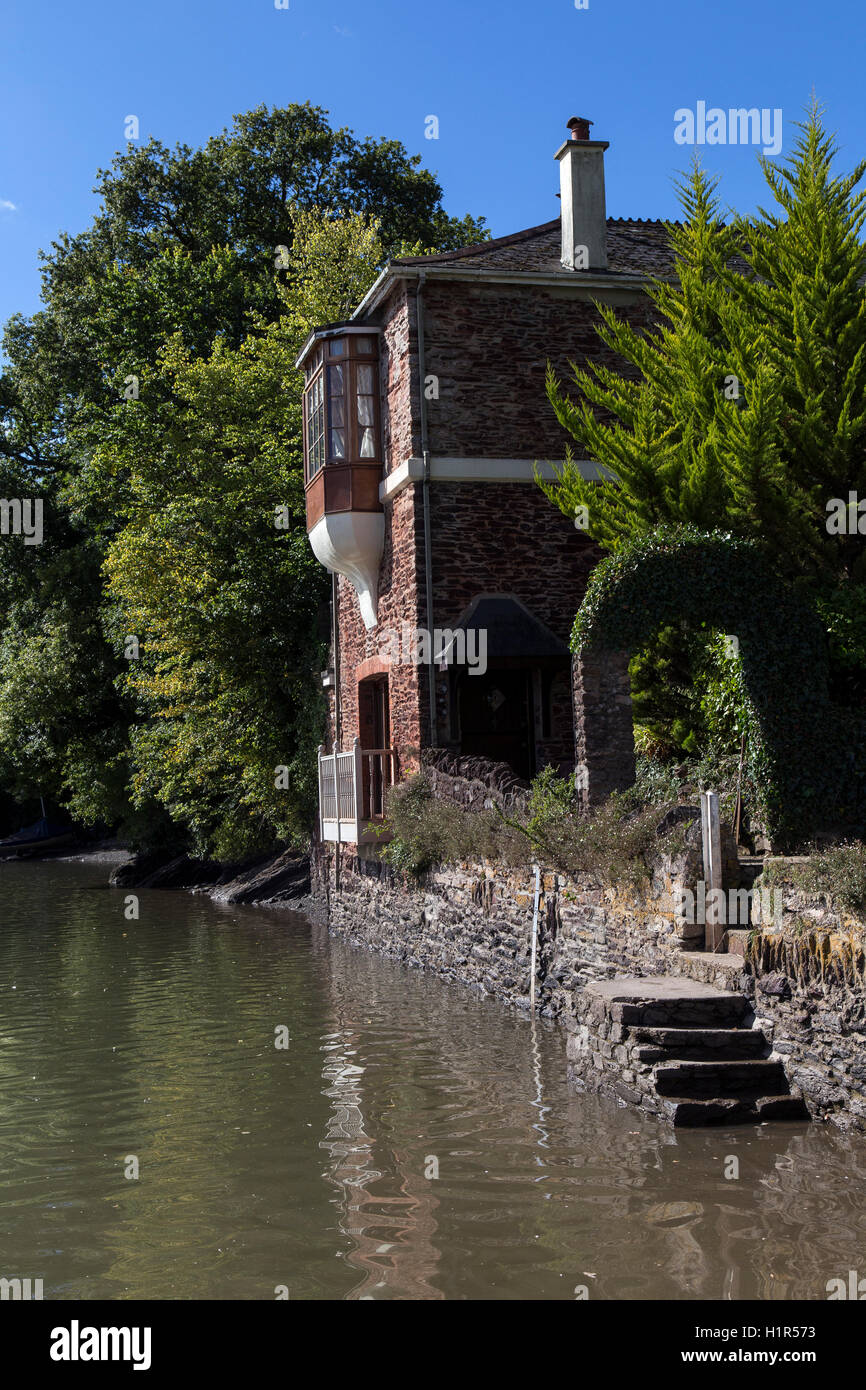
0;860;864;1300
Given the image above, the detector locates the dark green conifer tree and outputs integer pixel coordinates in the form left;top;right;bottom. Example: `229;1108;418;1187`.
540;104;866;752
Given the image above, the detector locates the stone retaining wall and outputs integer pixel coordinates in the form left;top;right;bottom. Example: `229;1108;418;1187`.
311;841;866;1132
420;750;531;814
741;876;866;1131
314;817;723;1016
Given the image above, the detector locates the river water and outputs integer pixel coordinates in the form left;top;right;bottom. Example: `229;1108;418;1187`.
0;858;864;1301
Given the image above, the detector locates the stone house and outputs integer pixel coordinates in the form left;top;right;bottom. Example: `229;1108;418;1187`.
298;117;674;845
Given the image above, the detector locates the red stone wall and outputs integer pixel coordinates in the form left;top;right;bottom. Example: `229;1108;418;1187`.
428;480;597;640
326;271;656;782
421;279;654;459
331;485;427;769
330;476;598;774
427;480;599;768
379;284;419;476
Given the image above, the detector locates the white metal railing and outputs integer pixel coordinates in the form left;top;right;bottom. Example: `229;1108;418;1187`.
318;738;394;844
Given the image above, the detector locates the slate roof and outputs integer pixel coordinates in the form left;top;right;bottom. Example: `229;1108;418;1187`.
391;217;679;279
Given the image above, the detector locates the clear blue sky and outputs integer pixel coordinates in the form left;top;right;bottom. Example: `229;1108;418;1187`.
0;0;862;337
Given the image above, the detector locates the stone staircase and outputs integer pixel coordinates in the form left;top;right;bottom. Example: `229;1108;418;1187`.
568;977;808;1126
723;854;766;955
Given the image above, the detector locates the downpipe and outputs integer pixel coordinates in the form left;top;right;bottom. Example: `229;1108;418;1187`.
415;271;437;748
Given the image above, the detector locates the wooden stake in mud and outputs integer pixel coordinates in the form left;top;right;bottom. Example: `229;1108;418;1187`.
530;864;541;1010
734;733;745;848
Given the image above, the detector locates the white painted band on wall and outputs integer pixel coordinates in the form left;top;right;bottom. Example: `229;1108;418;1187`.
379;456;611;502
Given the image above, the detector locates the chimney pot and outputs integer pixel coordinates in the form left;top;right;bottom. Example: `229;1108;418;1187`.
567;116;593;141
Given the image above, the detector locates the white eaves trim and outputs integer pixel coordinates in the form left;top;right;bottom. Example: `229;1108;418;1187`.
294;323;382;371
379;456;611;502
352;263;649;319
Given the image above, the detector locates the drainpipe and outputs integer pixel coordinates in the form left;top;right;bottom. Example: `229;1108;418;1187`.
332;570;341;893
415;272;437;748
332;571;341;753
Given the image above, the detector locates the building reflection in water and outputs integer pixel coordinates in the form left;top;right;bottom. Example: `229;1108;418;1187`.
319;1023;444;1300
309;922;866;1302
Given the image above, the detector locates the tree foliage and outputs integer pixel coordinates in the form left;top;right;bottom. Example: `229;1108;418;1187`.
540;103;866;758
98;211;384;856
542;106;866;580
0;105;488;850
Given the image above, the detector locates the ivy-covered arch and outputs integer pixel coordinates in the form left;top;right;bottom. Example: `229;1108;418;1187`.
572;527;846;848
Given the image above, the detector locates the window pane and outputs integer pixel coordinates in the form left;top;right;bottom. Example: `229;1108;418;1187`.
359;427;376;458
356;336;375;354
329;338;345;356
328;363;344;395
356;364;374;394
330;396;345;426
357;394;374;427
330;428;345;459
305;369;325;478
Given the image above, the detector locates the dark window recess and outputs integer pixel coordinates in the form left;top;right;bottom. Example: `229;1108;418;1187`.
541;672;553;738
328;363;345;460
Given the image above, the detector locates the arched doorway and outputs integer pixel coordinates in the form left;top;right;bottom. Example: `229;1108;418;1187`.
571;530;840;850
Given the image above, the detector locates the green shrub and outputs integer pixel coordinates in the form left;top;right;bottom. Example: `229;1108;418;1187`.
762;842;866;916
379;767;680;889
377;775;524;877
625;751;684;805
621;749;752;832
698;631;752;757
533;791;675;889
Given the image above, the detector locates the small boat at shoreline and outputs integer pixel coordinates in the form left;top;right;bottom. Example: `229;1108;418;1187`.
0;816;75;856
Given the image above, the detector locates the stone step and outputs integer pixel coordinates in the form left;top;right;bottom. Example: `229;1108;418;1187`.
660;1093;807;1127
618;993;750;1029
659;1096;754;1126
572;976;809;1127
654;1058;789;1098
667;951;747;993
753;1093;809;1121
724;928;751;954
585;977;752;1030
632;1026;768;1063
738;857;766;888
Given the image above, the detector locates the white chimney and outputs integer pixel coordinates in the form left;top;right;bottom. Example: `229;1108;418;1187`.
555;116;609;271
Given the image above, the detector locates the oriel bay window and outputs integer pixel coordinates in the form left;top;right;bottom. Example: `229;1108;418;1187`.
301;327;384;530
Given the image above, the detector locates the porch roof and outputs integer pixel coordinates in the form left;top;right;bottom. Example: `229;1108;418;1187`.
439;594;570;665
